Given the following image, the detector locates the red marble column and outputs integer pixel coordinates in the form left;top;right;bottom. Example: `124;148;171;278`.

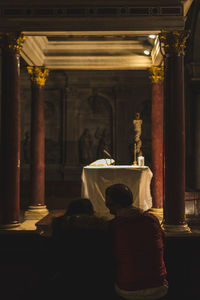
159;31;191;233
149;67;164;210
0;33;26;227
25;67;49;219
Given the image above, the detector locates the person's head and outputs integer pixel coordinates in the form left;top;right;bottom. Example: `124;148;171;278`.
105;184;133;215
66;198;94;216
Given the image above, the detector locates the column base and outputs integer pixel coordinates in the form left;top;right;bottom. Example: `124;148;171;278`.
161;223;192;235
149;208;163;223
24;205;49;220
0;222;20;229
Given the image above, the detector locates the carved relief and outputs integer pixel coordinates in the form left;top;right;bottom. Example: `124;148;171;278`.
95;127;111;159
76;89;113;165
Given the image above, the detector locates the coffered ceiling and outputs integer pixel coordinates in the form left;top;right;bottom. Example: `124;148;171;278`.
21;31;162;70
2;0;191;70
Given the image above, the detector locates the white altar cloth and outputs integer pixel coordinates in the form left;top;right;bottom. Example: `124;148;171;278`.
81;165;153;218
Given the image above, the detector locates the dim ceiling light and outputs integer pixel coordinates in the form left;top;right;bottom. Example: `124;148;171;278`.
144;50;150;55
149;34;156;39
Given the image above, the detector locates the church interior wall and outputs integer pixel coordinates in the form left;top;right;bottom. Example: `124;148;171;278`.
0;0;198;213
20;67;151;209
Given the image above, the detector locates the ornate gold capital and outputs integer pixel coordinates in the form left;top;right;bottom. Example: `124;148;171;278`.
159;30;190;56
27;66;49;86
149;66;164;83
6;33;26;53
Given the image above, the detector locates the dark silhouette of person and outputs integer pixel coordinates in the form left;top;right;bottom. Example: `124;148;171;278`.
50;198;115;300
105;184;168;300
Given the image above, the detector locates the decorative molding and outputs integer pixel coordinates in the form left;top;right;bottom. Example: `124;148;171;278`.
27;66;49;86
24;205;49;221
151;35;163;66
0;6;183;18
162;223;192;235
159;30;190;56
149;66;164;83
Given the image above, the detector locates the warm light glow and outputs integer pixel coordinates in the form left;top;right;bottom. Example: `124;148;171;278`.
149;34;156;39
144;50;150;55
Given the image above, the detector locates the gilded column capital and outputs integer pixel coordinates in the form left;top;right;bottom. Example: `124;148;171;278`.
6;33;26;53
0;32;26;53
149;66;164;83
159;30;190;56
27;66;49;87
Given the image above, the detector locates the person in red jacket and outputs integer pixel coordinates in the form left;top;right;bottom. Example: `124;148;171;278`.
105;183;168;300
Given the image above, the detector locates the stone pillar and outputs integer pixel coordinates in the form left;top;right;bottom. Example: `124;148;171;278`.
159;31;191;233
25;67;49;220
149;66;164;221
0;33;25;228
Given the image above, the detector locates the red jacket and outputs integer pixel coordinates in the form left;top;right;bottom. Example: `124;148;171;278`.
109;208;167;291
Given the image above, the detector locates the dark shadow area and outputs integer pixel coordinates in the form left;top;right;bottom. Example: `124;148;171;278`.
0;231;200;299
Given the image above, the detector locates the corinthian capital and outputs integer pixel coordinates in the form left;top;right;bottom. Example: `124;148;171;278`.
149;66;164;83
0;32;26;53
7;33;26;53
27;66;49;87
159;30;190;56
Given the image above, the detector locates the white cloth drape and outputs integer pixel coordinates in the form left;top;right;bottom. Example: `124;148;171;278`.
81;166;153;218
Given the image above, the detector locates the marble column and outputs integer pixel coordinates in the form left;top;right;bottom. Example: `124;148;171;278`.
159;31;191;233
24;67;49;220
149;66;164;221
0;33;25;228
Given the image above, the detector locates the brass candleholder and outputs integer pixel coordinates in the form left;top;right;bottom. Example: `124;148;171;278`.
133;143;137;166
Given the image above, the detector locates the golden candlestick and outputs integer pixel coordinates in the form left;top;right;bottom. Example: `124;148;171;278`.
133;143;137;166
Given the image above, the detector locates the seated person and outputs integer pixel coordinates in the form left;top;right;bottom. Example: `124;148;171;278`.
105;184;168;300
51;198;114;300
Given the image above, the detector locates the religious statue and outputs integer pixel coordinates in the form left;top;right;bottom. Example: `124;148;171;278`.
95;127;110;159
79;128;93;164
133;113;143;156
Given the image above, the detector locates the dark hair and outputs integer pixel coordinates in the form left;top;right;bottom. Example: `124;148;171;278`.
66;198;94;216
105;184;133;207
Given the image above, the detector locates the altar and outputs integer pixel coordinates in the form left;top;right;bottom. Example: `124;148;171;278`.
81;165;153;218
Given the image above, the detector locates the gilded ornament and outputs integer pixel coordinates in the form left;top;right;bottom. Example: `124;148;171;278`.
27;66;49;86
7;33;26;52
159;30;190;56
149;66;164;83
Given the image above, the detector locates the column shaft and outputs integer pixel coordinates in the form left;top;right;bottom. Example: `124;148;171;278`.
164;55;185;224
0;34;25;226
159;31;190;232
30;83;45;206
151;73;164;209
25;66;49;220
